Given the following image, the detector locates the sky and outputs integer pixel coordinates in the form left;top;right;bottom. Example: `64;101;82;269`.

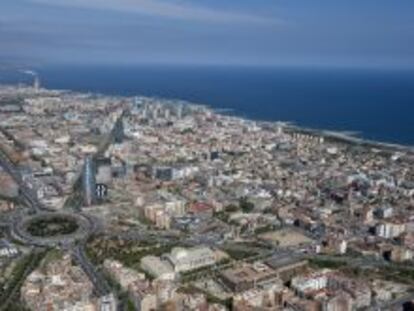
1;0;414;68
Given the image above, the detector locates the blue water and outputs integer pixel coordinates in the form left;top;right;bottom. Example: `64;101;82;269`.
1;65;414;145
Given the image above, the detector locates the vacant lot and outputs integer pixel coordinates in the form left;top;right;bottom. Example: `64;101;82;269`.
259;228;313;247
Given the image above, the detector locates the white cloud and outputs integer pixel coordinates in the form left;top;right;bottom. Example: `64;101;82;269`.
29;0;282;25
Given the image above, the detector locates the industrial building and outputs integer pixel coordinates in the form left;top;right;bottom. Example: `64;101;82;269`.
163;246;216;273
140;256;175;280
219;262;279;293
265;255;308;282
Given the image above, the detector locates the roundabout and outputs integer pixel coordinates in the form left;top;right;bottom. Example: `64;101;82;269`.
12;212;95;247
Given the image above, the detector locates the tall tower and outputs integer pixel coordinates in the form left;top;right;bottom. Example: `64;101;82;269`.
82;156;96;206
113;118;124;144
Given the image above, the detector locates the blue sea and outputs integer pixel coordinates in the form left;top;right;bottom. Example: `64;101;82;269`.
1;65;414;146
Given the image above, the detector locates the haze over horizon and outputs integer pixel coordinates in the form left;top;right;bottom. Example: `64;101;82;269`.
1;0;414;69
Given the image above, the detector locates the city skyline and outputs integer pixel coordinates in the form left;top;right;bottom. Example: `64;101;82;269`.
1;2;414;310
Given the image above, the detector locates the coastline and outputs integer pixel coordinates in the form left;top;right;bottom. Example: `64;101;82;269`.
285;124;414;154
212;107;414;154
1;83;413;154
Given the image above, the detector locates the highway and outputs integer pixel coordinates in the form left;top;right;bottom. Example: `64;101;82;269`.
0;248;46;311
66;110;126;211
0;147;44;213
61;111;127;301
11;212;95;247
0;112;128;305
71;244;111;297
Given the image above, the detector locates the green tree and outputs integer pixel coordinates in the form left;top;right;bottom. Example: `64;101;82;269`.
239;197;254;213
